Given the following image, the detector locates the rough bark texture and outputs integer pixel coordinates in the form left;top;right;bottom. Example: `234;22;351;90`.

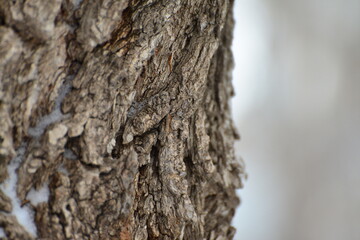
0;0;244;239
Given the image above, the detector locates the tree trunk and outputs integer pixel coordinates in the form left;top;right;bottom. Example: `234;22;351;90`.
0;0;244;239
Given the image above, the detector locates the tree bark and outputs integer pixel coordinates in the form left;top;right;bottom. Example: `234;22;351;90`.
0;0;244;239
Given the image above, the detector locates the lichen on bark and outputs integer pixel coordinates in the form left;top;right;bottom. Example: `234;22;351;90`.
0;0;245;239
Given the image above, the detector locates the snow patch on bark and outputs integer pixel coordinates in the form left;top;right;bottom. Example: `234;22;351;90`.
64;148;78;160
28;80;72;138
57;164;70;176
0;144;37;237
26;184;50;206
106;138;116;154
72;0;83;9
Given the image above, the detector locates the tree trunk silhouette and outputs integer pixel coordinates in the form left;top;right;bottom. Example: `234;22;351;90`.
0;0;244;239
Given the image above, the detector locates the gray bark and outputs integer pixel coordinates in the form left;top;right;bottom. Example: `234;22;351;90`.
0;0;244;239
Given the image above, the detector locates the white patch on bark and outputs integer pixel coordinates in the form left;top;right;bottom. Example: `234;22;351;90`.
57;164;70;176
106;138;116;154
26;184;50;206
0;144;37;237
64;148;78;160
0;227;5;237
72;0;84;8
28;80;72;138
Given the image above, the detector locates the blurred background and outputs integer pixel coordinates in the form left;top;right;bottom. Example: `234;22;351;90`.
231;0;360;240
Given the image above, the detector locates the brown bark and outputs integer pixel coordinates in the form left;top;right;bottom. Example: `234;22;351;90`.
0;0;244;239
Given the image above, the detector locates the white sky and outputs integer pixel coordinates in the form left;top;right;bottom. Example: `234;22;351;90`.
231;0;360;240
